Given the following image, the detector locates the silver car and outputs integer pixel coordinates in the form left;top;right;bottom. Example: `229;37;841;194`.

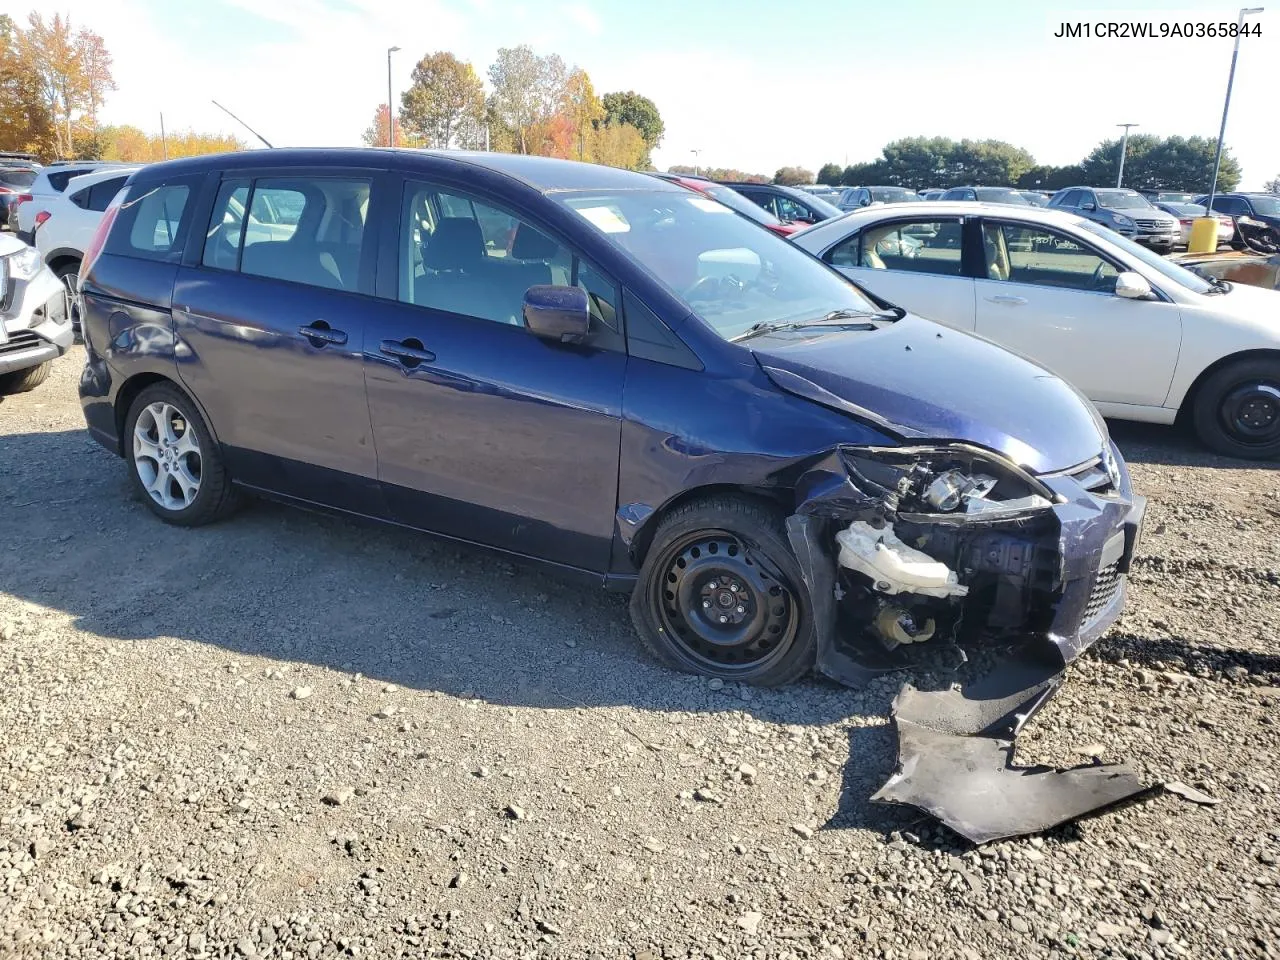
0;234;73;393
1047;187;1179;250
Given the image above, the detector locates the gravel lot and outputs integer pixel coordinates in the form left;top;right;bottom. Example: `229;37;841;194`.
2;350;1278;959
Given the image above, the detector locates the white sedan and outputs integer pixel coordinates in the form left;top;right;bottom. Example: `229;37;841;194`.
792;202;1280;459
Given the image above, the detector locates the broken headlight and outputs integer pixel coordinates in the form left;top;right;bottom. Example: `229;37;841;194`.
842;444;1059;518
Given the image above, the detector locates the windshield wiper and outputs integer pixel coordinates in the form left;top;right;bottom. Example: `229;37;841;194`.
731;308;899;343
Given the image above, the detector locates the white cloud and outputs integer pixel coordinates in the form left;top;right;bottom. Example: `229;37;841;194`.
562;4;603;37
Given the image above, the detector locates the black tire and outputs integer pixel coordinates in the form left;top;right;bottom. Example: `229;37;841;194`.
51;260;82;342
0;360;51;394
123;382;239;526
629;495;815;686
1191;357;1280;460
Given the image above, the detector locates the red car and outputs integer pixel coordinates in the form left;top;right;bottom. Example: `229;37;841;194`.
654;173;802;237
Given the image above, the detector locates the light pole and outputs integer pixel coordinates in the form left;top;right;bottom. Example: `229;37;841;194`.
386;46;401;147
1207;7;1263;209
691;148;701;175
1115;123;1138;187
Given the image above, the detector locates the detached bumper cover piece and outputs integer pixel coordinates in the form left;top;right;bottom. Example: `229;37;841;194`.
871;656;1151;844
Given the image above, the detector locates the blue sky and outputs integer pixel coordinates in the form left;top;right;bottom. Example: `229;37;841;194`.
49;0;1279;187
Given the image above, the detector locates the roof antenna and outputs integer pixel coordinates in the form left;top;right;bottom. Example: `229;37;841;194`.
211;100;274;149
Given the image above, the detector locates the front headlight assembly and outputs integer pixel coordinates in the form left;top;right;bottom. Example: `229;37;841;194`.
3;246;43;281
842;444;1059;520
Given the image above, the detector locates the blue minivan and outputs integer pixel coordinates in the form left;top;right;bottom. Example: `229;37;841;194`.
77;149;1144;686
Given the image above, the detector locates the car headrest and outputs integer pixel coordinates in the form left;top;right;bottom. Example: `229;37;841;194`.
509;222;560;261
422;217;484;271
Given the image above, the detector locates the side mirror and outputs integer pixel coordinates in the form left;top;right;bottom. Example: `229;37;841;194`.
1114;271;1153;300
523;284;590;344
1081;202;1096;211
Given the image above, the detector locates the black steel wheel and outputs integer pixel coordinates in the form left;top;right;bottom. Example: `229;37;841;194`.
1192;357;1280;460
630;495;815;686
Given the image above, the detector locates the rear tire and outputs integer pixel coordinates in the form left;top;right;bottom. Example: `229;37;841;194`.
629;495;815;686
1191;357;1280;460
124;383;239;526
0;360;51;394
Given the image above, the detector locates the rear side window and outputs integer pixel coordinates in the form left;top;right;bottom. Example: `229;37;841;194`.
47;168;97;192
86;176;128;212
200;176;371;293
105;180;197;262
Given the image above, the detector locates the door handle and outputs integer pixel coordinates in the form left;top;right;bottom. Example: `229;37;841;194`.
298;322;348;346
380;338;436;366
985;295;1027;305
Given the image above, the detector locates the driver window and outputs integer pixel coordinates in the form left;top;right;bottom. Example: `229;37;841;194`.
982;222;1118;292
775;197;810;221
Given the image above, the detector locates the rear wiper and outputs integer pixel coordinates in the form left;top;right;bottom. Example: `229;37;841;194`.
731;308;898;343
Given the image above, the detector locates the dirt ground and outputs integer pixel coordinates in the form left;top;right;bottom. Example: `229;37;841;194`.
2;350;1278;959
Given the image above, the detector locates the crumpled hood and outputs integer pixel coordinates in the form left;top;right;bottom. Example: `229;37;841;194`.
752;314;1106;474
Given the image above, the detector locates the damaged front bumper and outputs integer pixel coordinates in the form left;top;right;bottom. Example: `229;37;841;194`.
785;442;1145;683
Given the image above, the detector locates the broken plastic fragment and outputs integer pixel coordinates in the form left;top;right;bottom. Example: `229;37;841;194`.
835;521;968;599
1163;781;1222;806
871;656;1152;844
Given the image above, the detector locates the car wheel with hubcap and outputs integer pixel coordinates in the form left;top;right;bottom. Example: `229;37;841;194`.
124;383;238;525
630;495;815;686
1192;357;1280;460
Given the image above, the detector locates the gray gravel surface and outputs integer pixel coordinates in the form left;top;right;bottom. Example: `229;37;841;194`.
2;351;1278;959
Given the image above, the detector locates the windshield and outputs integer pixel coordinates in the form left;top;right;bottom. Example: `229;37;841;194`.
1076;220;1214;294
793;190;843;218
1250;196;1280;216
1095;190;1152;210
974;188;1030;204
1157;192;1195;202
560;190;881;340
870;187;919;203
700;184;783;226
1164;203;1207;217
0;168;36;187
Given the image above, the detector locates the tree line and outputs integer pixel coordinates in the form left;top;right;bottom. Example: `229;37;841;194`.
363;46;664;172
0;11;242;162
812;135;1243;193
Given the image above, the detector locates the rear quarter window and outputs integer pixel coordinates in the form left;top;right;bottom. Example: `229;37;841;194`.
105;178;200;262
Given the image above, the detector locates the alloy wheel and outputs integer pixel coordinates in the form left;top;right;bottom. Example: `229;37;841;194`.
133;401;202;510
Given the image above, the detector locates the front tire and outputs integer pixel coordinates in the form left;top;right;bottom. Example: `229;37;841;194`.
0;361;51;394
124;383;239;525
51;261;82;342
1191;357;1280;460
629;495;815;686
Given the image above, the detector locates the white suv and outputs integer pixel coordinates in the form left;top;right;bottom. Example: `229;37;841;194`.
34;166;139;336
13;162;134;243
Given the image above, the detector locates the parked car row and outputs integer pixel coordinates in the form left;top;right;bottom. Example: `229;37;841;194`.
790;200;1280;459
75;149;1146;689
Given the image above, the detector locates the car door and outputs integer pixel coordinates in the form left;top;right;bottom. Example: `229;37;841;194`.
972;218;1181;406
172;170;384;512
821;215;976;330
362;178;626;572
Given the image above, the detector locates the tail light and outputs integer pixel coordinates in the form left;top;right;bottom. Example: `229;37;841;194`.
79;194;123;285
13;193;32;207
0;186;11;195
33;210;51;231
1179;219;1192;226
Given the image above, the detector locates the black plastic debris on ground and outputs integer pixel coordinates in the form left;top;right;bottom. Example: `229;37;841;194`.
870;652;1152;844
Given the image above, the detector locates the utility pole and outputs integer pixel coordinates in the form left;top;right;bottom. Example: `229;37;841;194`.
1115;123;1138;187
691;148;701;175
387;46;401;147
159;112;168;160
1208;7;1264;209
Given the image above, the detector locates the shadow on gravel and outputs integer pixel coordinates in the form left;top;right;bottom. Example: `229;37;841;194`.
1092;632;1280;677
1108;419;1280;471
1;429;888;732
